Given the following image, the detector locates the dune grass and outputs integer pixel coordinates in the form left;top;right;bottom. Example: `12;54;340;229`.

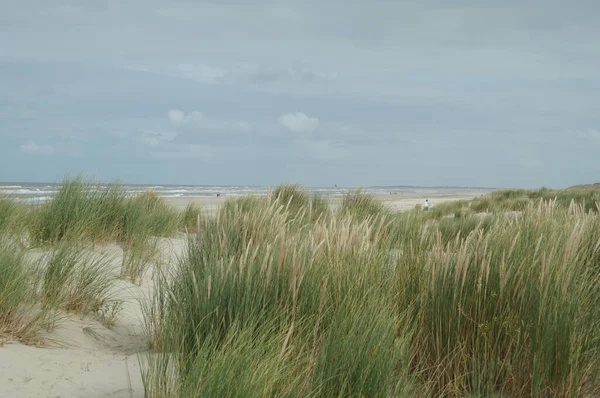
270;184;330;222
0;240;44;341
143;194;413;397
141;184;600;397
0;194;16;232
26;177;180;283
398;202;600;396
4;180;600;395
272;184;310;212
0;195;31;239
179;203;202;233
30;178;179;245
37;244;118;317
419;186;600;221
340;189;386;220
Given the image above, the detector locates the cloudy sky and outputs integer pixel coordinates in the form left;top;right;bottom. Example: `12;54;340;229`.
1;0;599;188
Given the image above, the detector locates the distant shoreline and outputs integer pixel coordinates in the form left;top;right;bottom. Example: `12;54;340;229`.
165;190;490;212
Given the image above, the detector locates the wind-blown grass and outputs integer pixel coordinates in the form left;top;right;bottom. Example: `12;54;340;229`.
37;244;117;317
5;178;600;395
272;184;310;213
28;178;179;283
143;196;413;397
340;189;386;220
0;195;16;232
420;187;600;220
30;178;179;245
0;240;45;341
179;203;202;233
397;202;600;396
310;194;329;220
270;184;329;222
143;191;600;397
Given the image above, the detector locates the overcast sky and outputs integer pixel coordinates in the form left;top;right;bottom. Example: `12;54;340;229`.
1;0;599;188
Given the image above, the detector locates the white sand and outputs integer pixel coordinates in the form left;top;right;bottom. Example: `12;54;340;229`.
166;191;488;214
0;192;486;397
0;238;187;398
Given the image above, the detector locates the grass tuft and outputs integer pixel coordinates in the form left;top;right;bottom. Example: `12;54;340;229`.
0;240;45;341
340;189;386;220
37;244;117;317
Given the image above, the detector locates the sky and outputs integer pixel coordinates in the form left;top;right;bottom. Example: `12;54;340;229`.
1;0;599;188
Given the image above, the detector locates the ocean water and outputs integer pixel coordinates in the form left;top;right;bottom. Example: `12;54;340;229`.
0;182;490;204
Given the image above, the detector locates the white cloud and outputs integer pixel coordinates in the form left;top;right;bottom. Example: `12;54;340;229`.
232;64;337;84
149;144;215;160
136;130;177;147
21;140;55;155
20;140;80;156
233;121;251;132
582;129;600;141
168;109;204;127
167;109;185;124
295;139;350;161
278;112;319;133
176;64;226;84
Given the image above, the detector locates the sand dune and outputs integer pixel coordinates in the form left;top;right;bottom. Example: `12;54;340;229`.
0;192;487;397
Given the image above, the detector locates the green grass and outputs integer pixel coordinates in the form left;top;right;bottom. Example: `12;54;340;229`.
29;177;179;245
37;244;117;317
179;203;202;233
340;189;386;220
0;194;16;232
272;184;310;213
27;177;180;283
418;187;600;221
310;194;329;221
142;188;600;397
143;195;414;396
4;178;600;395
397;202;600;396
270;184;330;222
0;240;45;341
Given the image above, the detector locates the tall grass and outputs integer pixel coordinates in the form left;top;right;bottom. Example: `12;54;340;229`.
420;187;600;220
37;244;117;317
5;178;600;395
272;184;310;213
0;194;16;232
143;192;600;397
28;178;180;283
143;195;412;397
179;203;202;233
310;193;329;220
31;178;179;245
0;240;44;341
398;202;600;396
270;184;329;221
340;189;386;220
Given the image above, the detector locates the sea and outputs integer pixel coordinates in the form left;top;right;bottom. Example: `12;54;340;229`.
0;182;492;204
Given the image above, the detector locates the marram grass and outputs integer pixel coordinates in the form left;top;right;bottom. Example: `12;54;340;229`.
143;188;600;397
3;179;600;396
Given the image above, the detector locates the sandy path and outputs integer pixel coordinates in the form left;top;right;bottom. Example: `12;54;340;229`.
0;238;186;398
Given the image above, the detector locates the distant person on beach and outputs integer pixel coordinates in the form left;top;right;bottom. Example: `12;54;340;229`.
424;199;429;210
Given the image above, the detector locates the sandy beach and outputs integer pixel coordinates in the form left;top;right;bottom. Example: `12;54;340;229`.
166;190;489;214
